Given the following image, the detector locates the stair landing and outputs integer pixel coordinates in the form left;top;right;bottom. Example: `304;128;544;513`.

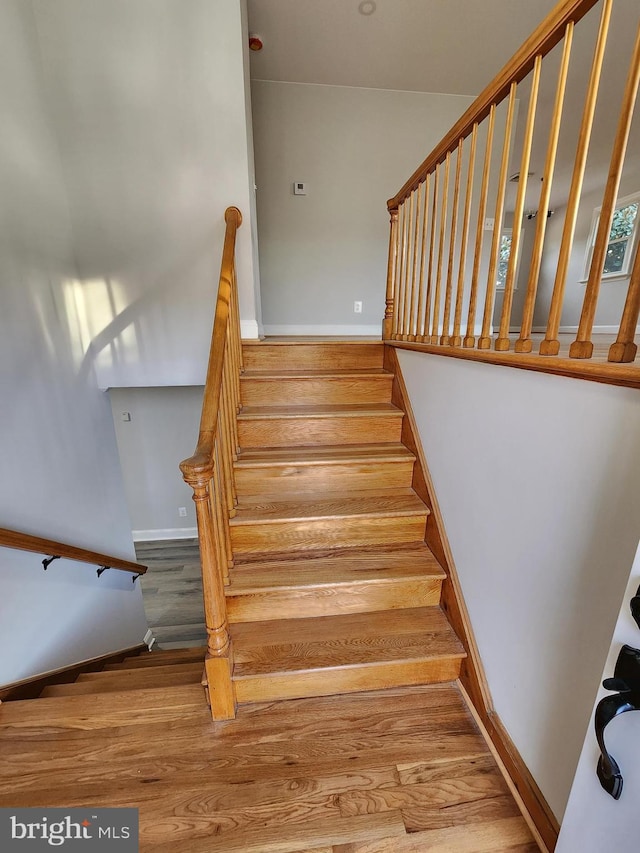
0;670;539;852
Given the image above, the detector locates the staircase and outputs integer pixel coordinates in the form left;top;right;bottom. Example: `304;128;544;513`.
225;339;466;706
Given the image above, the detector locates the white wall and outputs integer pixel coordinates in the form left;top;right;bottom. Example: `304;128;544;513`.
0;0;148;686
109;387;204;540
557;539;640;851
397;348;640;819
252;81;476;335
32;0;261;390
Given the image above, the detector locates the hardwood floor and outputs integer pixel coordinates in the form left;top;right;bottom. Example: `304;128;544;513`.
135;539;207;649
0;674;539;852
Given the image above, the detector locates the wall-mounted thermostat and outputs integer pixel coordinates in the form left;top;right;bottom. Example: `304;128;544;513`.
293;182;307;195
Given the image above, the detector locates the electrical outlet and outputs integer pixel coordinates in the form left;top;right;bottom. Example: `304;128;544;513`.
178;506;187;518
484;218;495;231
120;411;131;422
354;301;363;314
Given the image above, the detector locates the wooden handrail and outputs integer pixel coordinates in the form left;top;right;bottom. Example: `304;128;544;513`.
180;206;242;480
180;205;243;721
387;0;600;211
383;0;640;383
0;527;146;575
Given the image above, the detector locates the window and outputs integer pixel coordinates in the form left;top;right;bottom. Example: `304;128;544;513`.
496;229;512;290
584;192;640;281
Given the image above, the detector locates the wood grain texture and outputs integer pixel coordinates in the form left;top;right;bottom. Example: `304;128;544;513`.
238;405;403;448
240;370;393;406
242;342;384;371
230;491;428;554
0;680;536;850
389;337;640;390
231;607;465;702
234;443;415;495
0;644;146;702
40;663;204;696
226;544;445;622
0;526;146;574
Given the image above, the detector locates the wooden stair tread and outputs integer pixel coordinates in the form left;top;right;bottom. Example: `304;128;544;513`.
40;666;203;697
238;403;402;420
241;368;392;379
78;662;203;681
231;490;428;525
231;607;465;677
0;684;207;727
235;443;415;467
228;545;445;594
104;648;205;670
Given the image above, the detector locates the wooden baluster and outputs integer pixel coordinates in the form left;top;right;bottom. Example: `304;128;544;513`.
478;83;517;349
496;56;543;351
408;184;423;340
229;279;242;408
212;440;233;576
401;191;416;339
383;208;399;340
420;164;440;341
452;124;478;347
182;461;235;720
392;202;407;339
516;24;574;353
540;0;613;355
464;104;496;347
571;20;640;359
609;229;640;363
431;153;451;344
441;141;464;344
220;350;238;510
415;174;430;342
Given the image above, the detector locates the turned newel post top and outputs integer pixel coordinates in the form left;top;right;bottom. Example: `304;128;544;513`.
180;454;214;492
225;206;243;227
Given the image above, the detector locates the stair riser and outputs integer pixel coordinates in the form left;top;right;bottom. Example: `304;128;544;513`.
238;415;402;448
230;514;427;555
234;459;415;496
234;657;463;704
227;577;443;623
242;344;384;371
40;671;201;697
241;377;393;406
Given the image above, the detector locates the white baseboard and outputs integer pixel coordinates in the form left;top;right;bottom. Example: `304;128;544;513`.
132;527;198;542
240;319;262;339
262;324;382;337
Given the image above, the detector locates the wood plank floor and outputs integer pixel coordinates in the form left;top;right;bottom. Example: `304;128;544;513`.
0;682;539;852
135;539;207;649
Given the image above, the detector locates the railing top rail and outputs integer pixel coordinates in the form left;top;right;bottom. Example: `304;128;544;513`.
0;527;147;574
388;0;601;211
180;206;242;482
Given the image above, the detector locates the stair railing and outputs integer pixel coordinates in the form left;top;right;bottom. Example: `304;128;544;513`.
180;206;243;720
383;0;640;384
0;527;147;580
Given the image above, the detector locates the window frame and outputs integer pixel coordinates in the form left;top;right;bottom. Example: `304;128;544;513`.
582;191;640;283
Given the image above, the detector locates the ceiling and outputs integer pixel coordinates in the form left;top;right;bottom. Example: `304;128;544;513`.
247;0;640;213
247;0;559;95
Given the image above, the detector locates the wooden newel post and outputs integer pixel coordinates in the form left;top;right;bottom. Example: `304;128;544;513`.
383;208;399;340
182;466;236;720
